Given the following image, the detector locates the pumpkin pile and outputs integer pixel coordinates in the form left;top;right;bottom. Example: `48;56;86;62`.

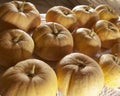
0;1;120;96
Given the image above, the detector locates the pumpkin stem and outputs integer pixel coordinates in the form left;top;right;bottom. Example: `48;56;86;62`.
91;29;95;36
88;29;95;38
108;24;117;32
107;7;113;12
19;1;25;12
85;4;92;12
77;60;86;68
62;9;69;15
113;55;120;64
28;64;35;77
53;23;58;35
13;37;20;43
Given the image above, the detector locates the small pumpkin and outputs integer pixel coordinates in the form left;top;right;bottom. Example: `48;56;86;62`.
0;59;58;96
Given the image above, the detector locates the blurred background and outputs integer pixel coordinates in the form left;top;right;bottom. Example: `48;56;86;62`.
0;0;89;13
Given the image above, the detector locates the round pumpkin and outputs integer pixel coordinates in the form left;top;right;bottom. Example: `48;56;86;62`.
72;5;99;28
0;1;41;32
32;22;73;61
56;53;104;96
94;20;120;49
0;59;58;96
72;28;101;57
0;29;34;68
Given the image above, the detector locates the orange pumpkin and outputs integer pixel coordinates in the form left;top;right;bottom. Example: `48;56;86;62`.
0;59;58;96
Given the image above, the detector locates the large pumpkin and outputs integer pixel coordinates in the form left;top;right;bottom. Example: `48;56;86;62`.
0;29;34;68
0;1;41;32
32;22;73;61
0;59;58;96
56;53;104;96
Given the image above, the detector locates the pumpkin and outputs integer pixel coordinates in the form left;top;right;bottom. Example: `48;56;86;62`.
111;38;120;58
56;53;104;96
72;28;101;57
0;59;58;96
46;6;77;29
72;5;99;28
95;4;119;23
94;20;120;49
99;54;120;88
0;29;34;68
32;22;73;61
0;1;41;33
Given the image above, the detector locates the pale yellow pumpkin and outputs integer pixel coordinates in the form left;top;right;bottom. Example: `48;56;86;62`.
0;59;58;96
99;54;120;88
